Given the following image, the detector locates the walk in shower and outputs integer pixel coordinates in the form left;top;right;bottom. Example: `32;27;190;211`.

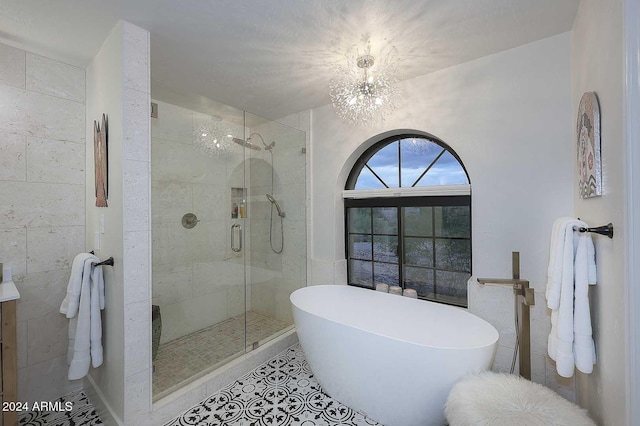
150;91;306;399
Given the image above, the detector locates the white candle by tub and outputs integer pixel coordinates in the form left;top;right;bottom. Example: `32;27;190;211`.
375;283;389;293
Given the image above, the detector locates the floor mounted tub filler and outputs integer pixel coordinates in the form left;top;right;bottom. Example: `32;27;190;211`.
290;285;499;426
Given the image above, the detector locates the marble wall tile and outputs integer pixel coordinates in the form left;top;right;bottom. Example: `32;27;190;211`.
25;90;85;142
0;132;26;181
123;87;150;162
468;281;516;348
15;268;70;322
124;300;150;348
530;290;552;356
151;180;192;226
151;102;193;144
159;290;228;343
151;137;196;183
311;259;335;286
192;261;244;296
26;311;69;365
0;182;84;228
124;231;151;305
152;223;191;267
124;300;151;378
18;354;82;404
192;183;228;221
0;228;26;277
226;285;245;318
26;225;84;273
0;84;84;142
152;265;193;305
123;23;150;94
0;84;27;134
0;43;25;89
26;53;85;103
124;369;151;419
187;220;226;262
124;160;150;232
27;137;85;184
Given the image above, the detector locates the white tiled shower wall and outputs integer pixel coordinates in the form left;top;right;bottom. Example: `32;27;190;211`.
151;101;307;342
0;42;86;404
151;100;246;343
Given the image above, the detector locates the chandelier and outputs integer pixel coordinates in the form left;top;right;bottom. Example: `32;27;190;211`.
192;117;235;157
329;44;399;125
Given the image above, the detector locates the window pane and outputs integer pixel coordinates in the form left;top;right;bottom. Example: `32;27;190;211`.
355;166;386;189
403;206;433;237
372;207;397;235
374;262;399;287
349;235;372;260
400;138;444;187
349;208;371;234
367;141;399;188
414;151;469;186
435;239;471;271
404;237;434;267
350;260;373;287
435;271;470;306
404;266;434;298
434;206;470;238
373;235;398;263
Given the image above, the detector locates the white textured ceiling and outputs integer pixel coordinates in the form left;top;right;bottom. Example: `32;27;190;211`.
0;0;580;120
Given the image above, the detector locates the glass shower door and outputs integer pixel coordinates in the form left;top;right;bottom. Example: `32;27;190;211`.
243;112;306;350
151;99;247;399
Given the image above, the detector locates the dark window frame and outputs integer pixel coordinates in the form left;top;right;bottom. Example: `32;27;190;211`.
345;133;470;190
344;134;472;307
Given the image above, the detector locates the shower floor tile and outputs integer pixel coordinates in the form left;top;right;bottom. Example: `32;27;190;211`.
164;343;382;426
18;389;103;426
154;311;290;397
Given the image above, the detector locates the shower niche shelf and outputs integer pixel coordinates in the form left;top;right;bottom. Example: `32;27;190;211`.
231;187;246;218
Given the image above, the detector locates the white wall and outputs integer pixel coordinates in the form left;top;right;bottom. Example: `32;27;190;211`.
572;1;627;424
85;21;151;425
0;42;86;404
310;33;576;397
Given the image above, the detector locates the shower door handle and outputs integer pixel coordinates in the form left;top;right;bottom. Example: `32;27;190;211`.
231;223;242;252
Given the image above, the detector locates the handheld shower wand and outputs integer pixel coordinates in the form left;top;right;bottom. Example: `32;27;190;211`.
266;194;285;217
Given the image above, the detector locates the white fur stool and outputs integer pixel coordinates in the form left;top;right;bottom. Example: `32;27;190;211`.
445;372;596;426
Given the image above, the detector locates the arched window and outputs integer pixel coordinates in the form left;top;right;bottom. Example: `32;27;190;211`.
344;134;471;307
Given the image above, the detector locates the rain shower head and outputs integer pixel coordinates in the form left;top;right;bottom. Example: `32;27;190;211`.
232;137;261;151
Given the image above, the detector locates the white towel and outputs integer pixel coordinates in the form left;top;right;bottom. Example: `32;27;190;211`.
60;253;106;380
546;218;597;377
90;264;104;368
60;253;93;318
574;233;597;373
546;217;580;310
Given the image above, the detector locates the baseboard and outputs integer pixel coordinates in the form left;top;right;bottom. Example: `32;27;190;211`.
84;374;125;426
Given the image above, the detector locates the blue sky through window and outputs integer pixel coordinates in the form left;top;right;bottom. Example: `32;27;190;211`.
354;137;468;189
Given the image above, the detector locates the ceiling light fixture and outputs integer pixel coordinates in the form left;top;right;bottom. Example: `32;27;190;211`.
329;43;399;125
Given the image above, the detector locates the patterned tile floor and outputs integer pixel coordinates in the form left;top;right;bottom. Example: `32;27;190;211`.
165;343;382;426
18;389;102;426
154;311;291;397
18;343;381;426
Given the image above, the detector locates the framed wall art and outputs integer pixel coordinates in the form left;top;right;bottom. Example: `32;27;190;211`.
577;92;601;198
94;113;109;207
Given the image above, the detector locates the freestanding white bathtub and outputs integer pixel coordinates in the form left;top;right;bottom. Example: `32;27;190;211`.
290;285;499;426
